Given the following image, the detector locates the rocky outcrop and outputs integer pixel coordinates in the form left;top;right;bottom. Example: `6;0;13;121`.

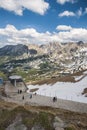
53;117;65;130
31;125;44;130
6;115;27;130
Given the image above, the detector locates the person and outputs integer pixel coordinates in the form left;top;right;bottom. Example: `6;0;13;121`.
53;97;56;102
20;90;22;94
22;95;24;100
53;96;57;102
34;92;37;95
30;94;32;99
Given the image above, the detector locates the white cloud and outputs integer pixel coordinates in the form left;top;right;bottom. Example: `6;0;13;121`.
77;7;82;17
84;8;87;14
58;28;87;42
57;0;76;5
59;10;75;17
56;25;72;31
0;24;87;47
59;8;83;17
0;0;49;16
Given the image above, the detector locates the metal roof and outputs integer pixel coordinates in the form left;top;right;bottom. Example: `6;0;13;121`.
9;75;22;80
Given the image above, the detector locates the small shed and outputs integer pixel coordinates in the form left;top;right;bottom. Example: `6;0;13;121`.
9;75;22;87
3;75;27;94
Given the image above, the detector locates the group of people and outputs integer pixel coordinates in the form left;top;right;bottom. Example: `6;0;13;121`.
17;89;34;100
22;95;57;102
22;94;33;100
18;89;57;102
18;89;22;94
17;89;25;100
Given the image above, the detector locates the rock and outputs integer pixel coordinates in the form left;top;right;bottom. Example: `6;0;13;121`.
66;124;77;130
55;127;64;130
53;122;65;128
53;117;65;128
31;125;44;130
54;117;63;123
77;121;87;128
6;115;27;130
6;123;27;130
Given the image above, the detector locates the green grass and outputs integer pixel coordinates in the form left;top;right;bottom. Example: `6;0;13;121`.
10;68;41;82
0;71;7;80
0;106;54;130
0;109;16;130
22;111;54;130
65;127;76;130
65;124;77;130
34;112;54;130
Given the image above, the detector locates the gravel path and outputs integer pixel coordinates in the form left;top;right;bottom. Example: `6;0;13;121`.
1;92;87;113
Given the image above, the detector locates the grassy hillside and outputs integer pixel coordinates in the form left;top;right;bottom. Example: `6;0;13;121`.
0;99;87;130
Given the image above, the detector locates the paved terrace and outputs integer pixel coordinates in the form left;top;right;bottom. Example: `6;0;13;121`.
1;92;87;114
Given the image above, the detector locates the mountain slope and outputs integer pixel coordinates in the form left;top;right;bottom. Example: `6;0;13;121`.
0;44;28;56
0;42;87;81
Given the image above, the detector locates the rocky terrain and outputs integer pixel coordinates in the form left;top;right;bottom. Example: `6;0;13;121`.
0;98;87;130
0;41;87;82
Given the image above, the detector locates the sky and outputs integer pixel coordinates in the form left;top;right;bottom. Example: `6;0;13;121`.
0;0;87;47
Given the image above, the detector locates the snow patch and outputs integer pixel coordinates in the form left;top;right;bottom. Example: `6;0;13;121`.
27;75;87;103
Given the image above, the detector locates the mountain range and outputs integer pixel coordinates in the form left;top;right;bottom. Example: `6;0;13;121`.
0;41;87;77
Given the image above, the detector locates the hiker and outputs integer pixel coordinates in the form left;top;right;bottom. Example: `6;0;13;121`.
20;90;22;94
22;95;24;100
30;94;32;99
53;97;56;102
34;92;37;95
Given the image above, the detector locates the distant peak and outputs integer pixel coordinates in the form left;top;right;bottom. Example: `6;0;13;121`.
77;41;84;45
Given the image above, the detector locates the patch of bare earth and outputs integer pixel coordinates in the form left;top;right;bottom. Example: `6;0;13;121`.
32;76;75;85
0;99;18;110
31;70;87;85
30;88;39;92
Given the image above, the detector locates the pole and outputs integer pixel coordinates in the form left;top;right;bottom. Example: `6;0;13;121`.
14;79;16;87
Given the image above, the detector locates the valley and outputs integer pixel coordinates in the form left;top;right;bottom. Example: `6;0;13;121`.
0;42;87;83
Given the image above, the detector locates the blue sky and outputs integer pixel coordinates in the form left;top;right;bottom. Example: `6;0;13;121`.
0;0;87;47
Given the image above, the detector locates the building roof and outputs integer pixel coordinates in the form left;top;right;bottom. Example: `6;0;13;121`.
9;75;22;80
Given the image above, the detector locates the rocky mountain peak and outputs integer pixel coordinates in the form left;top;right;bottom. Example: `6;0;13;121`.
0;44;28;56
